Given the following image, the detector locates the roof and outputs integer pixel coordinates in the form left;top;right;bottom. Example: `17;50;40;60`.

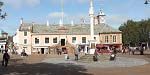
19;23;32;31
20;23;121;35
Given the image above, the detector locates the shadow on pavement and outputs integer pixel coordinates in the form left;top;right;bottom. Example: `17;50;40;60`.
9;58;24;64
0;62;93;75
144;54;150;58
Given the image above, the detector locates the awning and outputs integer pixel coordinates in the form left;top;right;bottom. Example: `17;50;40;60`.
33;46;49;48
96;44;107;48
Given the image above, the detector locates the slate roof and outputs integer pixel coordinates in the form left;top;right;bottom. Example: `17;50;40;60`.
19;23;121;35
19;23;32;31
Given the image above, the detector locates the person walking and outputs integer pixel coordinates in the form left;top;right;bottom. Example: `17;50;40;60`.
2;50;10;67
93;49;98;61
64;48;69;60
74;45;79;61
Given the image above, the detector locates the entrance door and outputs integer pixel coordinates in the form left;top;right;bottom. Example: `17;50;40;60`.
61;39;65;46
41;48;44;54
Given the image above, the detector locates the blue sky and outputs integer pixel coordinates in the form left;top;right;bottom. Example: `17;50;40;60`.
0;0;150;35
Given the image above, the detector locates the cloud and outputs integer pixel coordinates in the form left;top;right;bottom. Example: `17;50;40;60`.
3;0;41;9
106;15;130;28
3;0;22;9
50;0;88;5
47;12;89;24
77;0;88;4
26;0;41;7
47;12;68;24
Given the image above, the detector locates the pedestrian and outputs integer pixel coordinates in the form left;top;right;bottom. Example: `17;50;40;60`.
122;47;126;54
58;47;62;55
109;53;116;61
140;46;144;55
2;50;10;67
74;45;79;61
64;48;69;60
113;47;117;54
21;49;28;56
93;49;98;61
56;48;59;55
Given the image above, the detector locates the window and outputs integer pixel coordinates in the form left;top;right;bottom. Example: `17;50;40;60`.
105;36;109;43
72;37;76;43
91;43;96;49
113;35;116;42
53;37;57;43
24;39;27;44
94;37;96;40
35;38;39;44
24;31;27;36
45;38;49;43
82;37;86;43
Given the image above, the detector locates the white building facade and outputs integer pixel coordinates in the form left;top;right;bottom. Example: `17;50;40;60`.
13;0;122;55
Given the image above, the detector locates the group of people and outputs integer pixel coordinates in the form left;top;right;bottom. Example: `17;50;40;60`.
1;49;29;67
93;47;117;61
21;49;28;56
122;46;146;55
56;46;79;61
73;45;118;61
56;47;62;55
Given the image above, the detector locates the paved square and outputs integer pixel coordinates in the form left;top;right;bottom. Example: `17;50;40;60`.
0;53;150;75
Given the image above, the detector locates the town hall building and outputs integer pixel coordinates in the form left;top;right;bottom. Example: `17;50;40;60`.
13;0;122;55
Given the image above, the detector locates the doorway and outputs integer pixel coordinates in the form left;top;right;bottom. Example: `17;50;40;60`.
41;48;44;54
61;39;65;46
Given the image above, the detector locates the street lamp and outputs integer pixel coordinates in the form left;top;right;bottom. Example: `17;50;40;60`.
145;0;150;4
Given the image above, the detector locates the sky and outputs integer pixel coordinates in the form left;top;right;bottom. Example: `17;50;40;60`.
0;0;150;35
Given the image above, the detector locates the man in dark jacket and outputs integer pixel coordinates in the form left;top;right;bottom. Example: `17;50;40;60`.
2;50;10;67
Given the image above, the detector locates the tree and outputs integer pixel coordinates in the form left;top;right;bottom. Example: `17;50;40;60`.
0;1;7;20
119;19;150;47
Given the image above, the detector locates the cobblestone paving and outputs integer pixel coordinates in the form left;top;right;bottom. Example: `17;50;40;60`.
0;53;150;75
42;56;149;68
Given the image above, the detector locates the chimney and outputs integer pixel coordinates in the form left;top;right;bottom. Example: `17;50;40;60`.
32;22;35;26
20;18;23;25
59;19;63;26
71;20;74;26
47;20;49;26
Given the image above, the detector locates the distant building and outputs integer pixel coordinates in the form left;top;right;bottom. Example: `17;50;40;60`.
13;21;122;55
0;31;8;53
13;0;122;55
94;10;106;25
